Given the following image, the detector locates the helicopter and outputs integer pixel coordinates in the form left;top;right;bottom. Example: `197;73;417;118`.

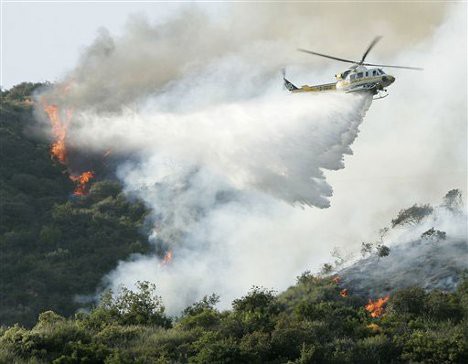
283;36;423;100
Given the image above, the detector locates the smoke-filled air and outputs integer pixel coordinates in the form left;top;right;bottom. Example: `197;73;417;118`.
34;2;466;313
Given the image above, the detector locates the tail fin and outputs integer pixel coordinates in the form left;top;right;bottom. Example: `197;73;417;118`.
282;68;298;91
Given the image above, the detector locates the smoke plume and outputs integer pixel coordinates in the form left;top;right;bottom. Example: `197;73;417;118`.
35;3;466;312
340;201;468;297
56;85;372;312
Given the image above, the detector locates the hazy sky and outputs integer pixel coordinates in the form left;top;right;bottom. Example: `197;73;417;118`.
1;1;197;88
1;1;448;89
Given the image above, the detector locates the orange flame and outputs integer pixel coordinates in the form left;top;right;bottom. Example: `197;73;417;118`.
43;103;72;164
70;171;95;196
340;289;348;297
161;250;173;266
365;295;390;318
42;96;96;197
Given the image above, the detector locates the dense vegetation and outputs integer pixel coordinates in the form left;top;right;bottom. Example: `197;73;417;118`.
1;83;151;326
1;83;467;362
0;275;467;363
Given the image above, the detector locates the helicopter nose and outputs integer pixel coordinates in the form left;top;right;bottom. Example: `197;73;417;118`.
383;75;395;84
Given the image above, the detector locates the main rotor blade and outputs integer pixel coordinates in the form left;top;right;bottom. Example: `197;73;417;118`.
362;62;424;70
360;36;382;64
297;49;358;64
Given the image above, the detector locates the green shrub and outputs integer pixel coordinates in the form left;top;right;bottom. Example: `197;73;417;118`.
191;332;245;364
353;335;399;364
232;286;282;333
402;325;468;363
388;287;426;316
425;290;463;322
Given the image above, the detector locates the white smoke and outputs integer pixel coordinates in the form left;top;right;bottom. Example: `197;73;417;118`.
68;91;371;312
340;202;468;297
36;3;466;313
73;92;371;207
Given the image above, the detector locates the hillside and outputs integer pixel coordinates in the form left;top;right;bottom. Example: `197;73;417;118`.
340;236;467;298
0;275;467;363
0;83;467;363
0;83;152;326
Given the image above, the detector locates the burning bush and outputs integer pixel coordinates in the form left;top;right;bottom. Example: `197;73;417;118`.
365;296;390;318
41;98;96;197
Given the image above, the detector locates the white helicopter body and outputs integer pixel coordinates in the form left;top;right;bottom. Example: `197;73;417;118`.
283;37;421;100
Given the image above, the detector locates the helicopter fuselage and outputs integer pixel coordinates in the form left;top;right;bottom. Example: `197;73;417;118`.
286;37;420;98
336;66;395;93
285;66;395;96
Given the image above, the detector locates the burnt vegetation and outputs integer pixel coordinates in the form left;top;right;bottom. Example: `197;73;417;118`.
1;83;467;363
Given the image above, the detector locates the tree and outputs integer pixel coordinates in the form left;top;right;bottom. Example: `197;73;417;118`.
191;332;244;364
179;294;221;330
232;286;282;333
442;189;463;212
331;247;345;267
360;242;373;257
320;263;334;275
378;227;389;241
182;293;220;316
376;244;390;258
1;82;46;102
421;228;446;242
391;204;433;227
296;270;314;285
402;326;467;363
91;281;171;328
389;287;426;316
425;290;463;322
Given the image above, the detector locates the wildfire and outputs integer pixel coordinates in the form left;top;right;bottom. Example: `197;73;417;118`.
43;103;72;164
365;295;390;318
70;171;95;196
161;250;173;266
340;289;349;297
42;96;96;197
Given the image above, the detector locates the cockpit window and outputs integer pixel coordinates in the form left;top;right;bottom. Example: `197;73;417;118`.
356;72;363;78
342;70;351;79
